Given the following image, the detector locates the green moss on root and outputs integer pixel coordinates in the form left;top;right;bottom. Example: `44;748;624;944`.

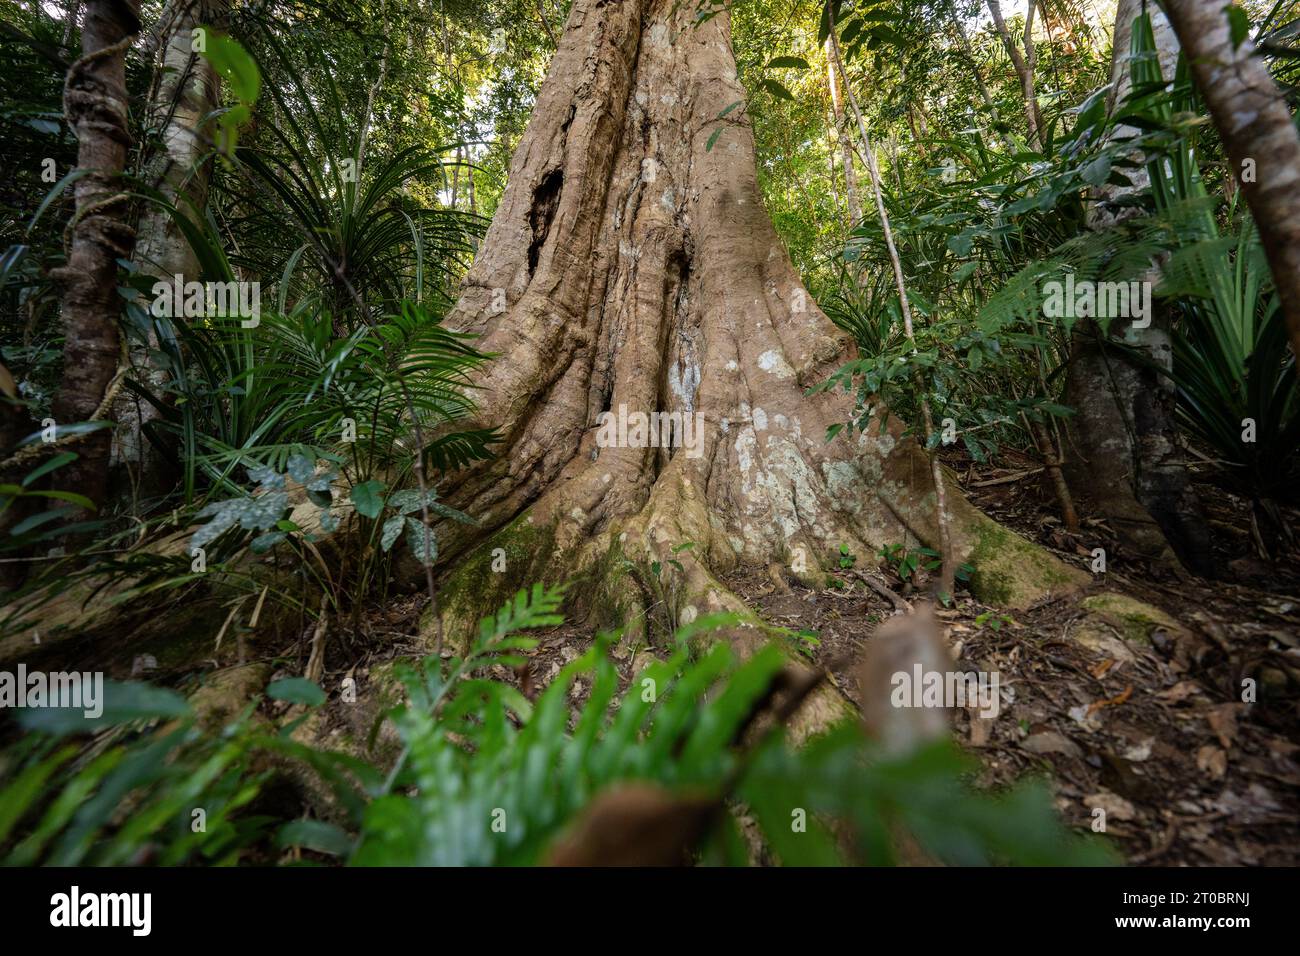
1080;593;1185;644
422;512;565;652
965;518;1086;608
583;538;651;643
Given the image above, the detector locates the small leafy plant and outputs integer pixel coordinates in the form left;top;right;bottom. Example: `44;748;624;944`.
877;542;973;592
877;543;940;582
187;452;476;624
974;611;1015;632
622;541;698;640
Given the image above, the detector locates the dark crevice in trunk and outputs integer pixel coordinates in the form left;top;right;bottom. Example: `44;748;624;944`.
655;247;691;473
527;168;564;277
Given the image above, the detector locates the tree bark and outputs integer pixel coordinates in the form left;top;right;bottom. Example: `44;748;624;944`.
1064;0;1214;576
116;0;225;499
50;0;141;513
986;0;1045;149
1162;0;1300;370
63;0;81;51
825;38;862;228
423;0;1082;655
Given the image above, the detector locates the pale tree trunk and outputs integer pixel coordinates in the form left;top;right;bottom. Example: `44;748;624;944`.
1162;0;1300;369
49;0;141;513
356;2;389;179
116;0;225;499
824;119;841;223
825;37;861;228
911;91;933;142
423;0;1081;671
951;14;1018;153
987;0;1044;149
1063;0;1214;575
828;27;956;599
135;0;223;281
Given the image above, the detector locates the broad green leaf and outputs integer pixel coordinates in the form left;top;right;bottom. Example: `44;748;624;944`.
760;78;795;101
267;678;326;707
21;451;77;487
380;514;405;551
277;819;352;857
350;480;386;519
200;32;262;103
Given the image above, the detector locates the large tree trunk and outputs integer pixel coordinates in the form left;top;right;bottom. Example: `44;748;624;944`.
115;0;225;500
49;0;141;512
1063;0;1214;576
1162;0;1300;371
423;0;1083;661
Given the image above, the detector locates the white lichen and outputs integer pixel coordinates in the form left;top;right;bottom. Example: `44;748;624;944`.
758;349;794;379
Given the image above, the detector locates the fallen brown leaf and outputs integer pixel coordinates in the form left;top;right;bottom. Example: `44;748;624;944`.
1086;684;1132;717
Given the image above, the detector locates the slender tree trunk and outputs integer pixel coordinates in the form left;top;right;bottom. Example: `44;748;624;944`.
1029;419;1078;532
134;0;224;280
421;0;1083;670
536;0;558;48
825;37;861;227
987;0;1044;149
1162;0;1300;368
50;0;142;513
824;117;842;224
951;12;1016;151
911;93;933;143
1064;0;1214;575
356;3;390;178
62;0;81;50
953;14;998;119
466;142;477;215
439;3;460;211
828;29;956;598
116;0;225;499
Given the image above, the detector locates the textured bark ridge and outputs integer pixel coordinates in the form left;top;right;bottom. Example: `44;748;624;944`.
430;0;1083;649
1064;0;1213;576
114;0;225;495
1164;0;1300;372
49;0;142;511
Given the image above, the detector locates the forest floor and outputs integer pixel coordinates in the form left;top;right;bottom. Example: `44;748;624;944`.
944;448;1300;865
26;448;1296;866
356;447;1300;868
299;446;1300;865
714;448;1300;866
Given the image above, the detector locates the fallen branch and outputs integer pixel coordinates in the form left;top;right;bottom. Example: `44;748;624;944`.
852;568;912;613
